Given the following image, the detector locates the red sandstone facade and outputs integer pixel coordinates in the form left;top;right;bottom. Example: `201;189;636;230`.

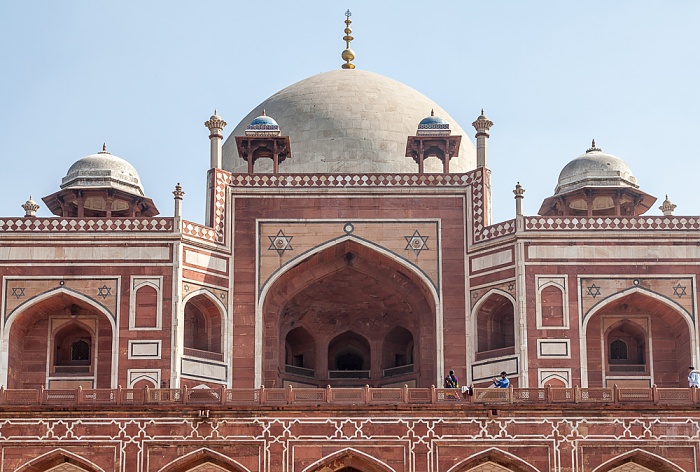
1;94;700;469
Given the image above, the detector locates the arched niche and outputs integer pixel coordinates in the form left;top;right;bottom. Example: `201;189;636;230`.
584;291;692;388
6;292;114;389
475;291;515;358
183;293;223;357
381;326;414;375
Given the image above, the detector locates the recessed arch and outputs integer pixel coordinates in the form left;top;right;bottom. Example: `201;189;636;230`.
592;448;684;472
183;290;225;356
581;287;695;388
16;448;105;472
302;447;394;472
158;447;251;472
447;447;539;472
2;288;118;389
472;289;516;355
259;238;439;388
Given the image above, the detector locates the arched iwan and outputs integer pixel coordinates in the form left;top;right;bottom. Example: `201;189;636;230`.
1;287;119;388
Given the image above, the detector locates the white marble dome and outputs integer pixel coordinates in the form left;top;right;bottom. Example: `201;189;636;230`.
555;145;638;195
61;148;144;196
222;69;476;174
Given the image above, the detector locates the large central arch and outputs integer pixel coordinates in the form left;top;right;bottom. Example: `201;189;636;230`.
260;239;438;388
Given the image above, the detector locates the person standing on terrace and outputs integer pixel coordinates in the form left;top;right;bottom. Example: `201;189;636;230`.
493;371;510;388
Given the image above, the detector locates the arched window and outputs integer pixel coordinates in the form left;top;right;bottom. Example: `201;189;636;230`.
381;326;414;377
606;320;647;373
476;293;515;355
328;331;371;379
53;323;93;374
284;327;316;378
183;294;223;359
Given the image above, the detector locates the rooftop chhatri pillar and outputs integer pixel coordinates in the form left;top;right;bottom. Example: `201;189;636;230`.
659;195;677;216
205;110;227;169
472;109;493;168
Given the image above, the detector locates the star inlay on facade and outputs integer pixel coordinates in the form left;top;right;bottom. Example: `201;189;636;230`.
672;283;687;299
97;285;112;300
268;230;294;256
11;287;25;299
586;284;601;298
404;230;429;256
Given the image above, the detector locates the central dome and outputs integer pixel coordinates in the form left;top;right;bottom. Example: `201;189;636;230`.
223;69;476;174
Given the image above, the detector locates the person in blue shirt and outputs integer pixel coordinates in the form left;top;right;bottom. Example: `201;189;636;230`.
493;371;510;388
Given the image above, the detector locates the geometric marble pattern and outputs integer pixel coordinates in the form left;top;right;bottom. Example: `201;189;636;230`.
526;216;700;231
0;217;174;232
0;413;697;471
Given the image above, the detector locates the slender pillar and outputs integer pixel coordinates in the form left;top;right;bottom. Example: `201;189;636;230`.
204;111;227;169
472;110;493;168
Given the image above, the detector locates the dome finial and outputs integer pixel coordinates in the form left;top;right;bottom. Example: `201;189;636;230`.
430;109;434;116
586;139;601;153
100;143;110;154
262;109;266;116
341;10;356;70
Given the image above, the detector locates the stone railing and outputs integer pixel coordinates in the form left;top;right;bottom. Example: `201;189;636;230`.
525;216;700;232
1;385;698;408
0;217;174;233
228;173;476;188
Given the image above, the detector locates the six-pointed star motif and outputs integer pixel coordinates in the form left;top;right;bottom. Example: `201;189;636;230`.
268;230;294;256
404;230;429;256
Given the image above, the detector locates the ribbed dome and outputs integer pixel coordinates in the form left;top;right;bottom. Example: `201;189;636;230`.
223;69;475;173
555;148;637;195
61;149;144;196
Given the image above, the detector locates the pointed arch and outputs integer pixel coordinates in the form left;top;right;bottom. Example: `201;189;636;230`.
447;448;539;472
580;286;697;388
472;289;516;355
302;447;395;472
1;288;118;388
583;286;692;330
16;448;105;472
592;448;684;472
158;447;251;472
182;288;227;316
257;237;441;388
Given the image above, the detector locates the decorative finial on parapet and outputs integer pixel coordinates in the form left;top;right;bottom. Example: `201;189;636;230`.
173;183;184;220
659;194;677;216
472;109;494;168
22;195;39;217
173;183;185;200
341;10;356;69
204;110;227;131
586;139;601;153
514;182;525;217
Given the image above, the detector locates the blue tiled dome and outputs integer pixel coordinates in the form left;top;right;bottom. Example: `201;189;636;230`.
248;113;279;130
419;115;447;127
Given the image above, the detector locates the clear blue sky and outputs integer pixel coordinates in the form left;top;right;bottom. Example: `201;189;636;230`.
1;1;699;224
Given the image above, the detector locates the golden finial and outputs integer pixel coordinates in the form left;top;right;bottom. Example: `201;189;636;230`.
341;10;356;70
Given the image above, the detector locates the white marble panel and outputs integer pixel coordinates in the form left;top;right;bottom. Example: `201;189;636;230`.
472;249;513;272
184;249;227;272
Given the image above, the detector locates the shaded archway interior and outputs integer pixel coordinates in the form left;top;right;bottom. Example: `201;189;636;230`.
7;292;113;389
586;292;691;388
264;240;436;387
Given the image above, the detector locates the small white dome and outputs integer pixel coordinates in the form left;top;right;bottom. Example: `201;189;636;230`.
61;148;144;196
555;146;637;195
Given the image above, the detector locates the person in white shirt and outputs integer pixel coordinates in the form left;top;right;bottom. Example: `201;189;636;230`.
688;366;700;388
